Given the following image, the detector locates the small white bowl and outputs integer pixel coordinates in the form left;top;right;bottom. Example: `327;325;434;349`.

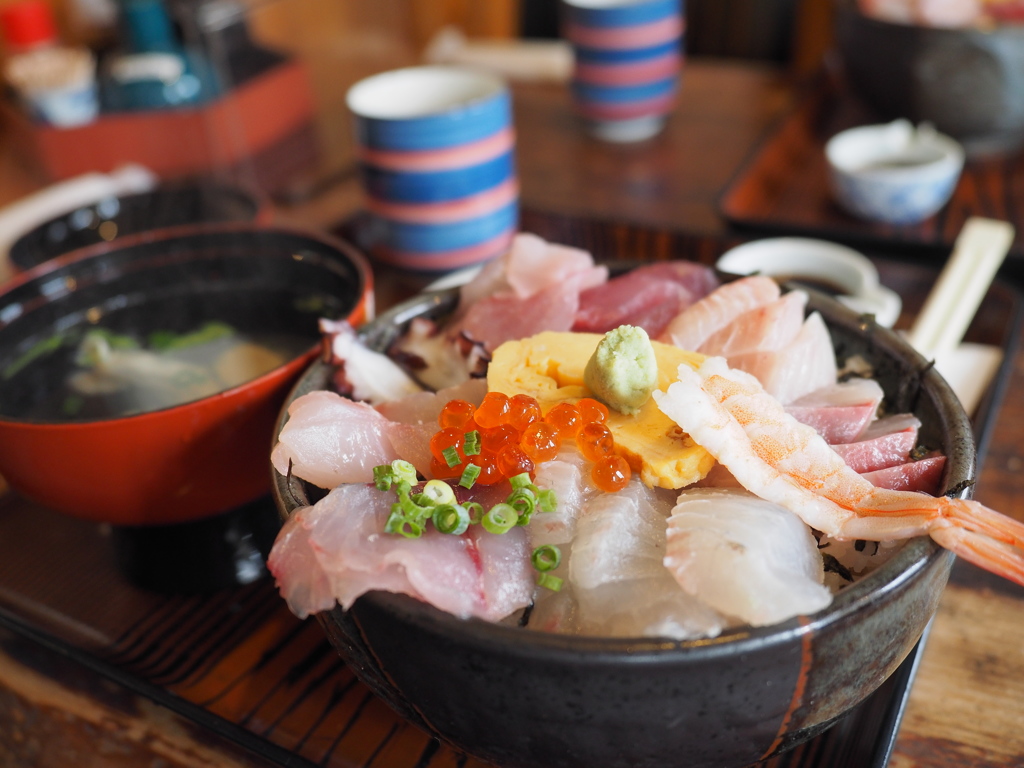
716;237;902;327
825;120;964;225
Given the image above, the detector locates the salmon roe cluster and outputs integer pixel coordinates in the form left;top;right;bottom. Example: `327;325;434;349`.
429;393;632;492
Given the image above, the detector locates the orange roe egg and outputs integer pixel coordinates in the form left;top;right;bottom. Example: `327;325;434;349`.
475;392;511;429
480;424;519;454
508;394;542;432
576;422;614;462
520;421;561;463
439;399;476;430
430;456;463;480
471;453;504;485
430;427;465;465
544;402;582;438
592;455;631;492
497;444;535;478
577;397;609;425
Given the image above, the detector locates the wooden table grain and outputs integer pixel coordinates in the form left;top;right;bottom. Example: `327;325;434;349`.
1;59;1023;768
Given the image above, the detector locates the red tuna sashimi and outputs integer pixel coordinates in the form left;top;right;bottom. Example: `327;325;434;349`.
271;391;400;488
660;275;779;352
727;312;837;404
861;455;946;494
269;483;534;621
574;261;718;337
699;290;807;357
785;378;885;444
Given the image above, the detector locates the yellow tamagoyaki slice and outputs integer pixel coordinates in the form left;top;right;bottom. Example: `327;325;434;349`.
487;331;715;489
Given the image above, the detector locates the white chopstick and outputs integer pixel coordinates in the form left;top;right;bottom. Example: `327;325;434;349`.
906;217;1015;358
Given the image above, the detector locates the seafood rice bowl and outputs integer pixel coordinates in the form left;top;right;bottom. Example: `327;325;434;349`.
268;234;1001;768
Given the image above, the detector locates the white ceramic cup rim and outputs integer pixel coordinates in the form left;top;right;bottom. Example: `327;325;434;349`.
346;65;506;120
715;237;902;327
825;121;965;180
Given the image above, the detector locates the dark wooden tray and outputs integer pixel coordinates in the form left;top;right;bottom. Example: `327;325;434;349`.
0;211;1019;768
718;73;1024;273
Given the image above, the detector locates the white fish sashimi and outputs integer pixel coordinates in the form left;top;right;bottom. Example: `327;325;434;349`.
375;377;488;425
698;290;807;357
728;311;837;404
568;479;726;639
659;275;780;351
664;488;832;626
528;448;599;547
271;391;400;488
270;483;535;622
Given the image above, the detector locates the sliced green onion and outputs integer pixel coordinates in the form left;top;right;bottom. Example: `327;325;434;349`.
422;479;456;505
459;463;481;489
536;488;557;513
373;465;394;491
537;573;563;592
397;487;432;520
482;503;517;534
385;509;424;538
464;502;484;525
391;460;418;486
507;488;536;524
509;472;533;491
442;446;461;468
463;430;481;456
532;544;561;572
432;504;470;535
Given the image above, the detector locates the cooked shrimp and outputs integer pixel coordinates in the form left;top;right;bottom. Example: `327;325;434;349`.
653;356;1024;587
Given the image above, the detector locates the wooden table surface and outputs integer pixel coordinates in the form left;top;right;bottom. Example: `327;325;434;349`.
1;59;1024;768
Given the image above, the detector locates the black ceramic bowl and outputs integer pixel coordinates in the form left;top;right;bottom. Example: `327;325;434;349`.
8;181;267;272
835;0;1024;157
272;286;969;768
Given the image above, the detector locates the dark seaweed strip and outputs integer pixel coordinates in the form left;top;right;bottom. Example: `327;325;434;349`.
150;591;284;687
410;738;441;768
310;688;377;764
361;722;401;768
258;659;353;737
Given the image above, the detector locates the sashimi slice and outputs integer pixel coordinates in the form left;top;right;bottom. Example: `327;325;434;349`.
832;415;921;473
320;319;423;405
660;275;779;351
728;312;838;404
574;261;719;338
271;391;400;488
273;483;535;622
785;378;885;444
862;455;946;494
664;488;832;626
698;290;807;357
454;277;585;351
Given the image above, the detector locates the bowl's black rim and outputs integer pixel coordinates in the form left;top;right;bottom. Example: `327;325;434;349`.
271;283;968;660
0;223;374;428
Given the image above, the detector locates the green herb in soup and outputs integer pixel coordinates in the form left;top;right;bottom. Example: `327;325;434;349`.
22;322;311;421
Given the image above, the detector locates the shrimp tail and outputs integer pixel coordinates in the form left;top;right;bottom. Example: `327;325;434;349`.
930;524;1024;588
927;498;1024;586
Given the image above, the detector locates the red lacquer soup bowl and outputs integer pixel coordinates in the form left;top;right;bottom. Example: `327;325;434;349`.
0;224;372;527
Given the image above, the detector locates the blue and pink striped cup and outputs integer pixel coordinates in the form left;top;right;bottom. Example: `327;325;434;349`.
346;66;519;272
562;0;684;142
